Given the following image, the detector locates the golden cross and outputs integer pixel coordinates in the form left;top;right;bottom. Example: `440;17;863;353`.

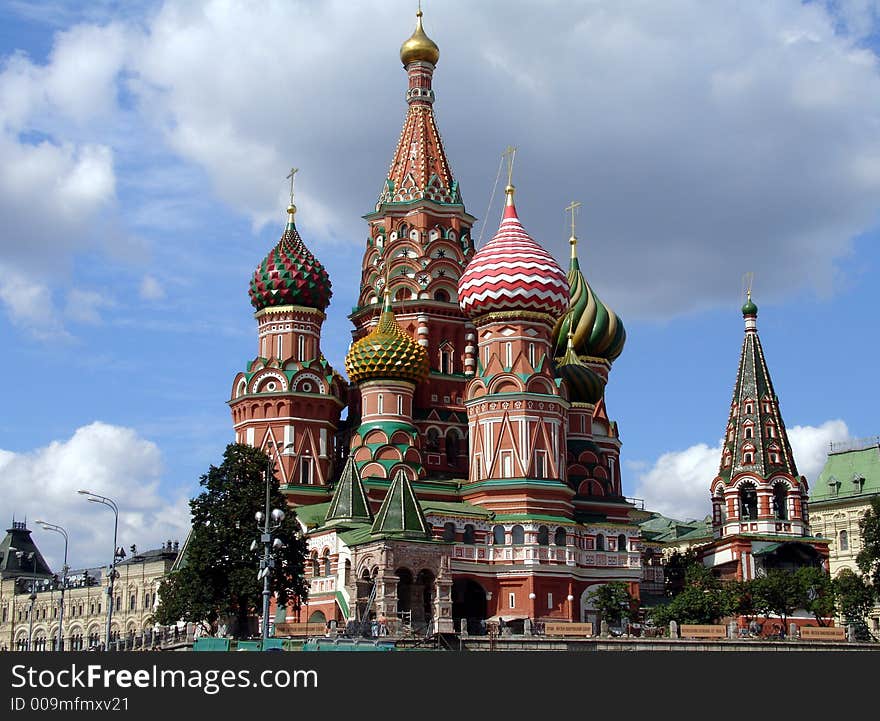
565;200;582;238
286;167;299;206
743;271;754;302
502;145;517;187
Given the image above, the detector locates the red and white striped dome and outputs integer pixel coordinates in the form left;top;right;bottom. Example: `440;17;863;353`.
458;192;569;318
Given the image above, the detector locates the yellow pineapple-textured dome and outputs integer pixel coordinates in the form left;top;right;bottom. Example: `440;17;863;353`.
400;10;439;66
345;290;429;384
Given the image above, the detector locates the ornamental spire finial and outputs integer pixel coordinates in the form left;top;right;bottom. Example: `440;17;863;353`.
286;167;299;221
503;145;517;205
566;200;582;258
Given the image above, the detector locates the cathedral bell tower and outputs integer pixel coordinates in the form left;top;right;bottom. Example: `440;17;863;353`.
710;295;809;538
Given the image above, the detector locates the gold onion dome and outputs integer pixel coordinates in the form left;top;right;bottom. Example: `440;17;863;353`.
552;238;626;362
400;10;439;66
345;289;429;384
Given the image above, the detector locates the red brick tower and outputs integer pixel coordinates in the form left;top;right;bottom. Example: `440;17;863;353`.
229;191;346;503
348;9;476;480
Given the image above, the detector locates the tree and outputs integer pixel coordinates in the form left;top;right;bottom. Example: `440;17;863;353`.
795;566;835;626
156;444;308;636
587;582;633;628
651;561;734;626
857;497;880;598
751;570;802;633
662;548;701;597
834;568;875;626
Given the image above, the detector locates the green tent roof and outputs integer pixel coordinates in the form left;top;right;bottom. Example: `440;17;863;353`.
324;456;373;527
370;469;430;540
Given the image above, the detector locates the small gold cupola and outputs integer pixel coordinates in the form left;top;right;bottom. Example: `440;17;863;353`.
400;9;440;66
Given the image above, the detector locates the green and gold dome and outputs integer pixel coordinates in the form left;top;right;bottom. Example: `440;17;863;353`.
552;237;626;363
345;289;429;384
555;332;607;405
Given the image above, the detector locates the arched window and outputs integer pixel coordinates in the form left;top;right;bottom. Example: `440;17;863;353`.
493;525;506;545
772;483;788;520
744;426;753;439
511;525;525;545
554;527;566;546
433;288;450;303
617;534;627;553
426;428;440;451
463;524;476;545
839;530;849;551
537;526;549;545
344;559;351;586
596;534;605;551
739;483;758;520
129;594;136;611
443;522;456;541
311;553;320;576
439;348;452;374
322;550;331;577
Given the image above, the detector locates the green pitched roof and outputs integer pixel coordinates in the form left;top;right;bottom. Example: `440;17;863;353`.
324;456;373;527
811;444;880;502
370;469;430;540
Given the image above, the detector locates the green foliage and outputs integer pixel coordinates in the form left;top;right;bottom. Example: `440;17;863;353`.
750;570;802;628
155;444;308;636
834;568;875;625
662;548;701;597
857;497;880;598
586;582;633;626
795;566;836;626
651;551;734;626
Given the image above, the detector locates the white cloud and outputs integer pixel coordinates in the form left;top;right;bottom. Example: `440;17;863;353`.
0;422;190;569
139;275;165;301
633;419;851;520
65;288;115;324
3;0;880;334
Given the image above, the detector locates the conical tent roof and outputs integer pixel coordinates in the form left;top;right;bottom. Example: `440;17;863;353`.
370;468;430;539
324;456;373;527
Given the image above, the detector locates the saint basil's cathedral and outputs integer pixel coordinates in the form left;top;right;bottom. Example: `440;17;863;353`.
227;10;825;634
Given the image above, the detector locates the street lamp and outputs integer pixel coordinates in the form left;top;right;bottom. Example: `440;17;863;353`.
77;490;125;650
36;521;69;651
254;444;292;642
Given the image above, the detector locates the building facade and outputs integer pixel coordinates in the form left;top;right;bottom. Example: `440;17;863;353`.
809;438;880;634
232;10;642;636
0;521;179;651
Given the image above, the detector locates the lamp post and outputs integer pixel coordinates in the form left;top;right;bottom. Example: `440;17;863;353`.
77;491;124;650
36;521;69;651
255;445;290;642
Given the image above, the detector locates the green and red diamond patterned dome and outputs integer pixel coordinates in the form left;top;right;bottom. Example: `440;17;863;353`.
249;206;332;312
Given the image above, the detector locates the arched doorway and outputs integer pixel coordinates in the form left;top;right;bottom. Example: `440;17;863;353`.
452;578;488;635
356;567;377;627
396;568;415;631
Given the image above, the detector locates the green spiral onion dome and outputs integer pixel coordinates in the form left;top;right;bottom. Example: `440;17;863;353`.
555;333;607;405
249;205;332;312
552;241;626;362
345;290;429;384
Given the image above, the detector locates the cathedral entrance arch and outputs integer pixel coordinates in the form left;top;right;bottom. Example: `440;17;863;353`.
396;567;436;632
580;585;601;628
452;578;488;635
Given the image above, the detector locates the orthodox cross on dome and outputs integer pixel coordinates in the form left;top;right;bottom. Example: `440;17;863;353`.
286;167;299;207
503;145;517;189
566;200;582;254
742;271;754;304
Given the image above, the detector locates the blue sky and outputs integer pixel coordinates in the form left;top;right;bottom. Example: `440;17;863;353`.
1;0;879;568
